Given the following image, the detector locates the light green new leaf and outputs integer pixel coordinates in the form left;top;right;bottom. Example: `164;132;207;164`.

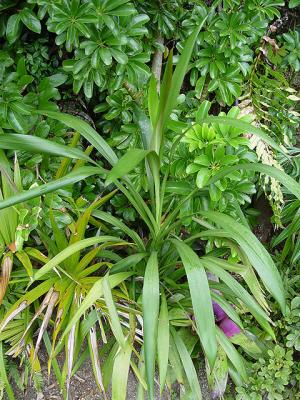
200;211;285;313
142;252;160;400
0;134;93;164
102;274;126;348
171;328;202;399
157;289;169;393
37;110;118;165
106;148;150;184
33;236;125;281
171;239;217;368
208;163;300;200
0;166;104;211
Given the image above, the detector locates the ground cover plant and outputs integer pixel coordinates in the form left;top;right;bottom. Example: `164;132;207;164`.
0;1;299;399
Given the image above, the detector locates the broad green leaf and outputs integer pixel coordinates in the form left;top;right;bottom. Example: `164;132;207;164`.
33;236;124;281
0;166;103;210
37;110;118;166
157;289;169;393
200;211;285;313
6;14;20;43
152;51;173;153
20;8;41;33
171;239;217;367
0;134;93;164
111;340;132;400
106;148;150;184
171;328;202;399
132;105;152;150
102;274;125;348
142;252;160;400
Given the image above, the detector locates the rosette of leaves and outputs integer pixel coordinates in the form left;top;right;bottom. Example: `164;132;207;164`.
183;106;257;204
245;0;284;19
46;0;97;52
178;2;272;105
186;143;240;201
208;64;243;104
214;12;252;50
63;13;150;97
279;30;300;72
137;0;184;39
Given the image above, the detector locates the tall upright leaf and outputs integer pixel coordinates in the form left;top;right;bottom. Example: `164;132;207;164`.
142;252;160;400
171;239;217;367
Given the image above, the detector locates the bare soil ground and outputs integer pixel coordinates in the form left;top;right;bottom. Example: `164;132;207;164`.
7;347;212;400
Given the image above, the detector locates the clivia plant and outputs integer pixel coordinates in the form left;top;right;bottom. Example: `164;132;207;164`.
1;22;300;400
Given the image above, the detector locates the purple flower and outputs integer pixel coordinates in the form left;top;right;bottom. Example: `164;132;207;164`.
219;317;241;337
212;301;227;322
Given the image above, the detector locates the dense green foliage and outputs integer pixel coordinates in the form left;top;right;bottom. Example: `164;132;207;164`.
0;1;299;399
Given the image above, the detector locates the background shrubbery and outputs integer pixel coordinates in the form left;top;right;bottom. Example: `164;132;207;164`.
0;1;299;399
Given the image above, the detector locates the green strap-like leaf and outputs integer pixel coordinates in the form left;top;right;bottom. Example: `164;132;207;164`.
0;166;104;210
200;211;285;313
110;253;146;274
57;273;133;346
93;211;145;251
37;110;118;165
171;239;217;368
157;289;169;393
0;134;94;163
111;340;132;400
201;256;274;338
160;17;207;131
142;252;160;400
0;341;15;400
33;236;125;281
216;328;247;381
102;274;126;349
171;328;202;400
